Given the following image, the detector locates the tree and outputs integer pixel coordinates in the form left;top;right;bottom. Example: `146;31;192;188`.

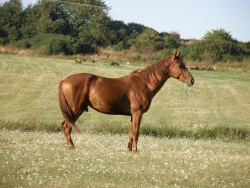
0;0;24;43
163;35;180;49
25;0;74;35
63;0;111;47
127;23;146;34
13;0;111;54
128;28;162;51
183;29;245;62
203;29;236;42
202;29;243;61
108;20;129;45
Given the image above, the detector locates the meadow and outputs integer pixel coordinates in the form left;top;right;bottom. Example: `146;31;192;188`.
0;54;250;187
1;129;250;187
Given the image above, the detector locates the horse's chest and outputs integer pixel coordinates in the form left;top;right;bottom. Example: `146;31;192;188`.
142;100;152;113
129;92;153;113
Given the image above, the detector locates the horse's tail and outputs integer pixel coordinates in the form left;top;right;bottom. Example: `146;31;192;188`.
58;81;81;133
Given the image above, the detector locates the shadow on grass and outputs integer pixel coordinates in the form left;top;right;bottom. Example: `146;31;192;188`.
1;119;249;140
0;118;61;133
140;124;250;140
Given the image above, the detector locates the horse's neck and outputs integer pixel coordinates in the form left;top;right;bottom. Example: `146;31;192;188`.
140;60;170;95
150;74;169;96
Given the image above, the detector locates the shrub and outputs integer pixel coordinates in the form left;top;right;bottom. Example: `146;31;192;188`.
160;48;175;58
49;38;67;54
129;53;141;62
113;41;129;51
36;45;50;56
17;39;31;49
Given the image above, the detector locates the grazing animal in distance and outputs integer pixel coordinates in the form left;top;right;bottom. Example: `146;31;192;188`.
58;52;194;152
110;61;120;66
75;59;82;64
206;66;217;71
201;66;206;70
188;66;199;70
91;59;98;63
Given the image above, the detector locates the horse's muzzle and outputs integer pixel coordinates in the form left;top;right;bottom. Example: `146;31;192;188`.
191;78;194;85
187;78;194;87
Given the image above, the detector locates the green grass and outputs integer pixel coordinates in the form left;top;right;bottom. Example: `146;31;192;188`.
0;54;250;139
1;54;250;187
1;129;250;187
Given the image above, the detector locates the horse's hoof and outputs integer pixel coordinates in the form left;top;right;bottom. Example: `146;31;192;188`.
127;146;133;152
67;145;75;149
131;148;137;153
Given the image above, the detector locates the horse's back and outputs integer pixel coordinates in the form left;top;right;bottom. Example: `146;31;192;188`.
63;73;95;84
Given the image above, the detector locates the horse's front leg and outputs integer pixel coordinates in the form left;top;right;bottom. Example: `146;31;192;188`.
127;111;142;152
60;121;74;149
127;120;133;151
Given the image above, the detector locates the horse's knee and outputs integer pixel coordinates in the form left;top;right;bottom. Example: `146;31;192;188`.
60;121;65;130
129;130;138;139
64;127;72;135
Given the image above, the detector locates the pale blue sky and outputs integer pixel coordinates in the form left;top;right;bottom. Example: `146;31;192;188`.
1;0;249;41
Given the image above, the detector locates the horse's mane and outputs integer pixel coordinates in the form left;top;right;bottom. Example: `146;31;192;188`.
131;55;172;82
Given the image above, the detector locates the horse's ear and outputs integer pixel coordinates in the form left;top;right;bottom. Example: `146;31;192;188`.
177;51;181;57
172;51;181;59
173;51;177;58
172;51;181;65
172;51;178;61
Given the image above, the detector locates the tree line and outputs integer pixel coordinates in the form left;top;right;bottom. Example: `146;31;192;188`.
1;0;250;62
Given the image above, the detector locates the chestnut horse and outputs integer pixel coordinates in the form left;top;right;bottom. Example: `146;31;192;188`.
58;52;194;151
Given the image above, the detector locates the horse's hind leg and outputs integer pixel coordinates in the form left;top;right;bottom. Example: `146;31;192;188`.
60;110;85;149
60;121;74;149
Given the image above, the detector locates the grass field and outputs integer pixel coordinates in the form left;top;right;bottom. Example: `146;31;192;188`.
0;54;250;187
1;129;250;187
0;54;249;136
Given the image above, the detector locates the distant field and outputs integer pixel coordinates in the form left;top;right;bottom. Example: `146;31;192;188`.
1;54;250;187
0;54;249;135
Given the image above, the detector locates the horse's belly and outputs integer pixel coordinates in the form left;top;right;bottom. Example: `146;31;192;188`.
95;108;130;115
89;97;131;115
91;105;131;115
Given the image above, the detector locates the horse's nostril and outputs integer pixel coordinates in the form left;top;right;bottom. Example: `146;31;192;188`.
191;79;194;85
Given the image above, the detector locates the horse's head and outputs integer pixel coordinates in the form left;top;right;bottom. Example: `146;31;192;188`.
168;51;194;87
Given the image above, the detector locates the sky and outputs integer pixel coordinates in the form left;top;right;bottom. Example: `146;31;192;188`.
1;0;250;42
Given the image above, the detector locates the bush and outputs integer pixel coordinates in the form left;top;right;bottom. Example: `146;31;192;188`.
160;48;175;58
36;45;50;56
0;37;8;45
17;39;31;49
49;38;67;54
27;33;77;55
113;41;129;51
130;53;141;62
